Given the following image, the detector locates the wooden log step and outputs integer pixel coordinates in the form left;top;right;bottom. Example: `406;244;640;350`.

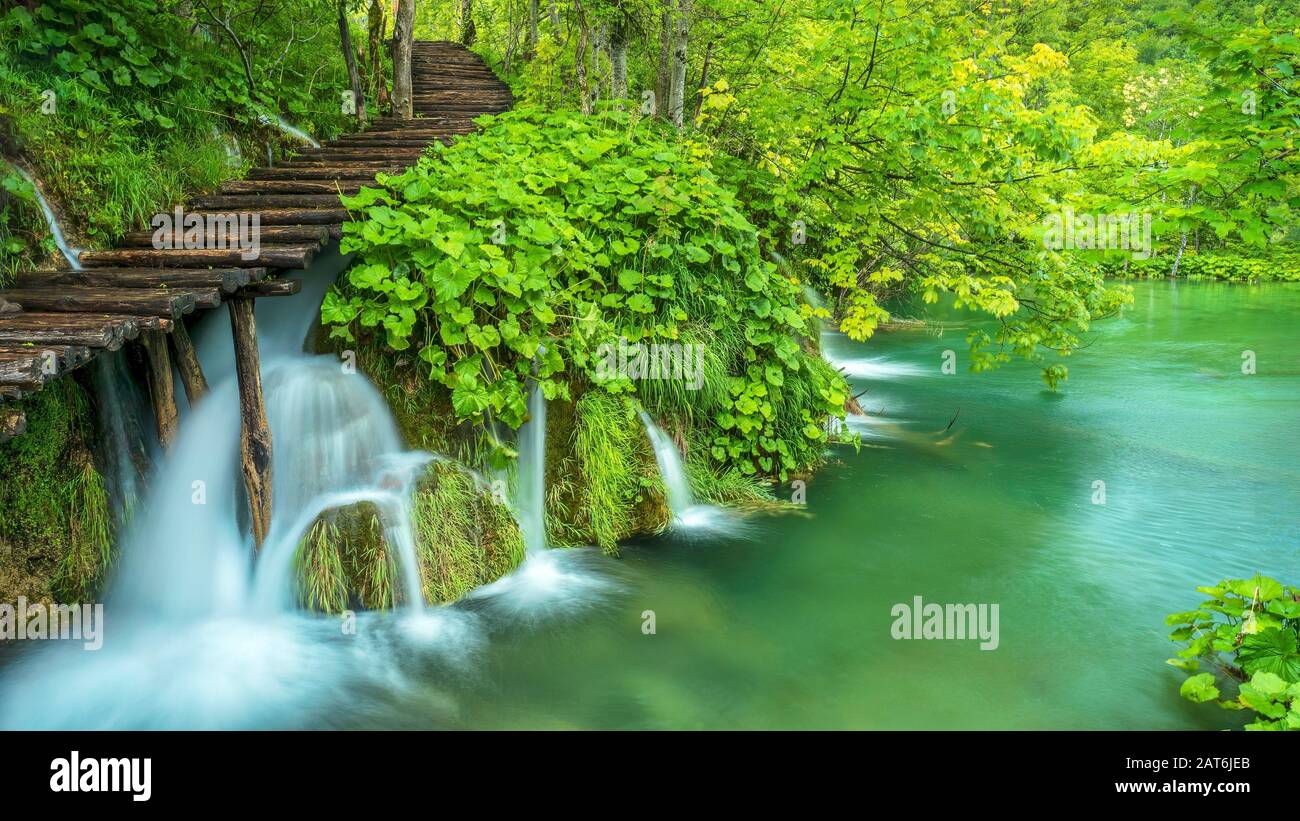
0;312;146;350
12;267;264;293
119;224;329;246
324;139;437;149
0;287;211;319
190;194;345;209
299;153;426;164
0;351;44;384
367;117;482;126
220;180;364;196
288;147;427;158
275;161;404;171
411;90;512;99
246;167;389;181
351;128;475;137
0;385;27;401
0;343;91;370
79;245;319;270
187;207;351;225
409;62;497;71
238;279;302;298
0;345;93;386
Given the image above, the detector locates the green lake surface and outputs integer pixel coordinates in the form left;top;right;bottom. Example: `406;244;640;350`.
441;280;1299;729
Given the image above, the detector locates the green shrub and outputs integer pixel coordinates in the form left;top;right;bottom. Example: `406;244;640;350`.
325;106;847;482
1167;574;1300;730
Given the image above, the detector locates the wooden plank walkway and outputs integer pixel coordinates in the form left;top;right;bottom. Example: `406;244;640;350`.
0;40;511;408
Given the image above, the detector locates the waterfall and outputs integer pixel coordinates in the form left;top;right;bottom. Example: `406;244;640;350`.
90;353;154;526
109;244;430;618
637;410;736;533
7;163;81;269
639;410;696;516
259;113;321;149
514;381;548;554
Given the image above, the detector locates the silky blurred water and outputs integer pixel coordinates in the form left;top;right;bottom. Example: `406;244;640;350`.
2;280;1295;729
434;280;1299;729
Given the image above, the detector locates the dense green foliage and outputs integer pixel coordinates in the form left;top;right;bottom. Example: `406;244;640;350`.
452;0;1297;388
0;378;112;602
1093;249;1300;281
1168;575;1300;730
326;107;848;481
0;0;364;275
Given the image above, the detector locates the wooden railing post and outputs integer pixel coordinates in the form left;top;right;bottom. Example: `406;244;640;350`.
228;297;273;549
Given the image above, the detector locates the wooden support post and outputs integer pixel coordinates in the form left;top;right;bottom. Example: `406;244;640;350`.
140;330;179;449
228;297;273;549
168;321;209;406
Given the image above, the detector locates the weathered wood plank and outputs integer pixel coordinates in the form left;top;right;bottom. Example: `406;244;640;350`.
237;279;302;298
246;167;388;181
10;267;263;293
79;245;319;270
220;180;364;196
0;313;138;349
0;286;199;319
189;194;345;209
186;207;350;225
0;351;43;385
119;225;328;247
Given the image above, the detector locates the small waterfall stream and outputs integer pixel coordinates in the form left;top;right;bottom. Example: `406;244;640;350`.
515;381;548;554
637;410;731;531
639;410;696;515
7;163;81;269
259;114;321;149
90;352;154;526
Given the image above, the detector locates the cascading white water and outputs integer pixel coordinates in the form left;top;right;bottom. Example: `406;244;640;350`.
259;113;321;149
111;248;432;618
90;352;154;526
7;163;81;269
639;410;696;515
515;381;548;554
0;244;491;729
637;410;735;533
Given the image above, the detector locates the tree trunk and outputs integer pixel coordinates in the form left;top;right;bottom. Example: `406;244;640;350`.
141;331;179;450
656;0;672;119
526;0;539;58
460;0;477;46
576;23;591;114
229;298;273;549
691;39;713;123
610;16;627;102
1170;186;1199;278
338;0;367;123
391;0;415;118
168;321;210;407
367;0;389;111
668;0;692;127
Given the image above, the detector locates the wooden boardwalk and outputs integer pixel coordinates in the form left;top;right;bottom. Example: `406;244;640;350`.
0;40;511;412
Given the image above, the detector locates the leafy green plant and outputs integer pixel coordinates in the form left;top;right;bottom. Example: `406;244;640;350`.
326;106;847;480
1167;574;1300;730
